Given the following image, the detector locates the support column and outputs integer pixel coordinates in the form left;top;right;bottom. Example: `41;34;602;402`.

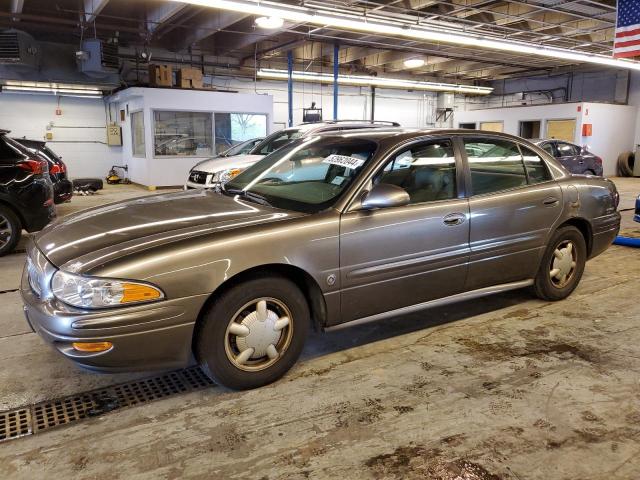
287;50;293;127
370;86;376;123
333;44;339;121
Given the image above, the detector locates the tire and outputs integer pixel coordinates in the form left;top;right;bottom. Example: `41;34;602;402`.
195;275;310;390
0;205;21;257
533;226;586;301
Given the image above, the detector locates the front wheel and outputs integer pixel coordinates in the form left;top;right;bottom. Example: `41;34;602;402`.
533;226;586;301
195;275;310;390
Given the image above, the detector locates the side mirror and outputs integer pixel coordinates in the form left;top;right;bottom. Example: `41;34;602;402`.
361;183;410;210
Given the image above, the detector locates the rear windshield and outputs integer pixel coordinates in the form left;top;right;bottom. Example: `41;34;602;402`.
0;136;29;161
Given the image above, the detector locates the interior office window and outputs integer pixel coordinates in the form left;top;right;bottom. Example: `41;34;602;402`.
153;111;212;156
520;146;552;184
214;113;268;154
375;140;456;204
464;138;527;195
131;111;145;157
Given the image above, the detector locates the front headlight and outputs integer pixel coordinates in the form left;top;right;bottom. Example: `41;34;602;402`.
51;271;164;309
214;168;243;184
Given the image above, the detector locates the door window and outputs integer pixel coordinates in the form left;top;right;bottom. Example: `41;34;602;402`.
375;140;457;204
540;142;556;157
464;138;527;195
556;142;579;157
520;146;552;184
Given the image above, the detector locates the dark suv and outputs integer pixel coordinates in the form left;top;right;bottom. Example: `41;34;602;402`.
0;130;55;256
14;138;73;204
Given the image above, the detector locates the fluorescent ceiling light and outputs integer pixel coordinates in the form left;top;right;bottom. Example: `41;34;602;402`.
255;16;284;29
403;58;425;69
257;68;493;94
1;81;103;98
175;0;640;72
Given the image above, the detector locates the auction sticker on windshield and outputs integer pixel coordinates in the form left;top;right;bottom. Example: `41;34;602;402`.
323;154;366;169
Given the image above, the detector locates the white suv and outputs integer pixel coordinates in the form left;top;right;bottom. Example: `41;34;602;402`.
184;120;400;190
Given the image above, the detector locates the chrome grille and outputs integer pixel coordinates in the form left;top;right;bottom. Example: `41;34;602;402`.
189;170;209;185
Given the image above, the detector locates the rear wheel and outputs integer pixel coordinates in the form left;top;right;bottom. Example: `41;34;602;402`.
0;205;21;256
533;226;586;301
195;275;310;390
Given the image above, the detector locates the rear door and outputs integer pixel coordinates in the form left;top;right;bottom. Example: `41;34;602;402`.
338;137;470;322
462;136;562;291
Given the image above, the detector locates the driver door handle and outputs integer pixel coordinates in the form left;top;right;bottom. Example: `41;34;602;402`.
443;213;466;226
543;196;559;206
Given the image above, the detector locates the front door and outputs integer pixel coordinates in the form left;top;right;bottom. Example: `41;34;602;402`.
462;136;563;291
338;138;470;323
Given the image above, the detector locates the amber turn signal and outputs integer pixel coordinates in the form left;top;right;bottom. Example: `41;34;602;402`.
72;341;113;352
121;283;163;304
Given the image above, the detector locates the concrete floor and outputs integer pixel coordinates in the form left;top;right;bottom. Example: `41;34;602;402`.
0;179;639;479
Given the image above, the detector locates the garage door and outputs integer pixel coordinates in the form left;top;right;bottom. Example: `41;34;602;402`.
479;122;504;132
546;119;576;142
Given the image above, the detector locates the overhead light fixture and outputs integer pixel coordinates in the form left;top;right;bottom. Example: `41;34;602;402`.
255;15;284;29
1;81;104;98
403;58;425;69
175;0;640;72
257;68;493;94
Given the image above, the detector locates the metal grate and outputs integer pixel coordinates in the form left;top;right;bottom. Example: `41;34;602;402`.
0;32;20;62
0;409;31;441
0;366;215;443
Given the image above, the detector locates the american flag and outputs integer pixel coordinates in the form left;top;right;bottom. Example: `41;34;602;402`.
614;0;640;58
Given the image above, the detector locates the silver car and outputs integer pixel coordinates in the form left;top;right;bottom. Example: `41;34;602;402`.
22;130;620;390
185;120;400;190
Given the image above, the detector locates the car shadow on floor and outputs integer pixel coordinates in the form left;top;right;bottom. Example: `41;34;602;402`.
300;288;535;362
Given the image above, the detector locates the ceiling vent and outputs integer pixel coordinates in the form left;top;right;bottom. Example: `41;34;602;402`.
78;39;119;78
0;29;40;69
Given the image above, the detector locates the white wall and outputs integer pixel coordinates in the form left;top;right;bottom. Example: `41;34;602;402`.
107;87;274;187
0;92;121;178
455;102;638;176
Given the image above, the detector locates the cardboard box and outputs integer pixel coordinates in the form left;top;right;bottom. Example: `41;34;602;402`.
149;64;172;87
177;67;203;89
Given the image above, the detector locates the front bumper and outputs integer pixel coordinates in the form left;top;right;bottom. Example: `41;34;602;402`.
21;250;210;372
184;180;221;190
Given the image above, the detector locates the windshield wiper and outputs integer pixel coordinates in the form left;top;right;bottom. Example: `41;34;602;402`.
223;187;272;206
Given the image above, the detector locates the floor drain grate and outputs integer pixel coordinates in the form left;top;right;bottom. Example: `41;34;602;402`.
0;366;215;443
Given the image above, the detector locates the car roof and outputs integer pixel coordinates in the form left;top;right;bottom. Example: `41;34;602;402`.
13;138;46;148
315;128;538;144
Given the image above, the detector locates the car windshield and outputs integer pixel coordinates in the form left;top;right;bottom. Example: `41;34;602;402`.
222;139;261;157
225;136;378;213
250;129;304;155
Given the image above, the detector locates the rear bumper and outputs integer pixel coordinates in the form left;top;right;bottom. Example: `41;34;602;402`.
589;211;620;259
21;265;209;372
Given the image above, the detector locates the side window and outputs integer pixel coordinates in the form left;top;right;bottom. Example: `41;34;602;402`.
557;142;578;156
375;139;456;204
520;146;552;184
540;142;556;157
464;138;527;195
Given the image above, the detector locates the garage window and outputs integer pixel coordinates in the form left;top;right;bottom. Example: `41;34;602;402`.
153;111;213;157
214;113;267;155
464;138;527;195
131;111;145;157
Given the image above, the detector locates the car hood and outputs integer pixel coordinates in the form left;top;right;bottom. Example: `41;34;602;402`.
35;189;301;267
191;154;264;174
